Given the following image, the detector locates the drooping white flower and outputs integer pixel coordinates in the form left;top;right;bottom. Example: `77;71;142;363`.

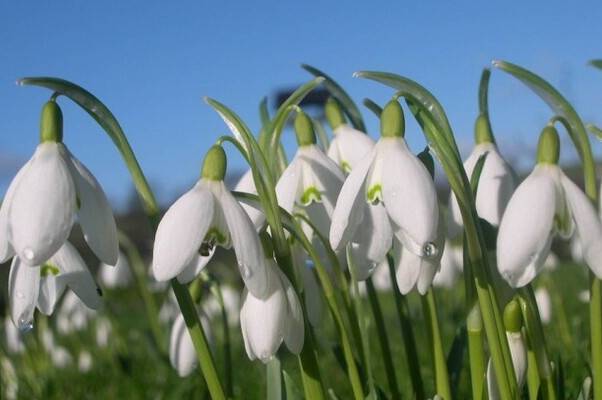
152;146;269;298
78;351;93;373
0;101;118;268
275;111;344;261
330;100;440;293
99;251;133;289
497;126;602;287
535;287;552;325
240;260;304;362
233;169;265;230
169;308;212;377
291;241;324;327
95;317;112;348
40;324;73;368
448;115;516;239
8;241;101;332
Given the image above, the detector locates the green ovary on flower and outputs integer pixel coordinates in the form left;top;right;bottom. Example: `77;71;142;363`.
39;100;63;143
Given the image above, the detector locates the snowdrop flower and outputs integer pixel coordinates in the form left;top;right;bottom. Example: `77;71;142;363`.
78;351;93;373
291;242;324;327
0;100;118;268
275;110;344;260
95;317;112;348
40;325;73;368
233;169;265;230
324;97;375;173
4;318;24;354
330;100;440;293
448;115;516;239
535;287;552;325
240;259;304;362
169;309;212;377
497;126;602;287
152;145;269;298
56;291;95;335
9;241;101;332
99;250;132;289
487;300;527;400
433;239;463;289
204;285;240;327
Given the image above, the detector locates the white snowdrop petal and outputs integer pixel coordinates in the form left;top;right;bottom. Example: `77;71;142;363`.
275;159;302;213
328;125;375;170
380;138;439;246
329;148;376;250
66;151;118;265
417;259;439;295
219;184;268;298
99;251;133;289
239;264;287;362
394;244;421;295
0;159;32;263
8;258;40;330
169;313;198;377
234;169;266;230
535;287;552;325
433;240;463;289
350;203;393;272
496;167;557;287
276;268;304;354
152;183;214;282
560;173;602;279
50;242;101;310
10;143;76;266
176;253;213;284
38;274;67;315
299;145;345;196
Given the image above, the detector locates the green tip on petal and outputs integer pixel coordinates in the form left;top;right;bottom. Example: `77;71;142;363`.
503;299;523;333
294;110;316;146
259;231;274;259
474;113;494;144
39;100;63;143
325;97;345;130
201;145;227;181
380;100;405;138
536;125;560;165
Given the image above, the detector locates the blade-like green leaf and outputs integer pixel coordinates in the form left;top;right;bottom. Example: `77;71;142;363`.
589;59;602;70
18;77;159;218
491;60;597;199
283;370;303;400
302;64;366;131
362;98;382;118
446;326;467;396
478;68;491;116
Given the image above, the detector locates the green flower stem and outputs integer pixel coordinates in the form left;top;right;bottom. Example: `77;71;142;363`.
519;287;556;400
421;289;452;400
365;278;401;399
117;231;167;356
290;219;364;400
591;277;602;400
210;282;234;398
267;357;283;400
467;305;486;400
526;348;540;400
387;256;425;399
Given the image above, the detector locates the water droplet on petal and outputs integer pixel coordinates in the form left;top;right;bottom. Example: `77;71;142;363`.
423;242;439;258
17;312;34;333
23;248;35;261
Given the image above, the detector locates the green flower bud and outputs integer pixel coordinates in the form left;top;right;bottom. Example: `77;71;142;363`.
201;145;227;181
474;113;494;145
39;100;63;143
503;298;523;333
380;100;405;138
536;125;560;165
325;97;345;130
294;110;316;147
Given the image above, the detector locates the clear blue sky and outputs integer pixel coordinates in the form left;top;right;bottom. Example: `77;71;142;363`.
1;1;602;209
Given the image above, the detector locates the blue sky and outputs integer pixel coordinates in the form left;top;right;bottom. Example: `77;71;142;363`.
1;1;602;209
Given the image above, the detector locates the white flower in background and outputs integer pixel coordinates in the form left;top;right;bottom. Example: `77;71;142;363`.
240;260;304;362
1;357;18;400
204;285;240;327
169;309;212;377
275;111;344;260
99;251;132;289
41;325;72;368
487;300;527;400
535;287;552;325
324;97;375;174
330;100;440;293
370;260;393;292
0;101;118;268
433;239;463;289
448;115;516;239
57;291;95;335
9;241;101;332
4;318;24;354
497;126;602;287
292;242;324;327
543;252;559;271
152;145;269;298
95;317;112;348
159;289;179;324
78;351;93;373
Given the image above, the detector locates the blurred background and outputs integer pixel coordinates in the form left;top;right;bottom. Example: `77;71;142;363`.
2;1;602;212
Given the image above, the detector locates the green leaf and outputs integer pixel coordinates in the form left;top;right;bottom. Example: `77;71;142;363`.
282;370;302;400
478;68;491;116
491;60;597;200
17;77;159;219
302;64;366;131
446;326;467;396
587;123;602;141
362;98;382;118
312;117;330;151
470;152;488;195
589;59;602;70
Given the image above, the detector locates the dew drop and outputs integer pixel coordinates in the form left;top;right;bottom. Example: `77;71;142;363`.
23;248;35;261
90;106;98;113
17;313;34;334
423;242;439;258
